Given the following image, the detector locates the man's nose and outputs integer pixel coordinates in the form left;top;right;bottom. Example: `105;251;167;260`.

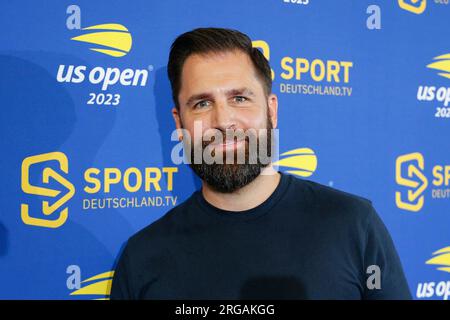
210;99;236;132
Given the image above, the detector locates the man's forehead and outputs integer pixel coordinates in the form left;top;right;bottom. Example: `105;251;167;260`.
181;50;255;79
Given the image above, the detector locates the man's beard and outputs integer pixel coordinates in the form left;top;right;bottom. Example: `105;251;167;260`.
187;116;274;193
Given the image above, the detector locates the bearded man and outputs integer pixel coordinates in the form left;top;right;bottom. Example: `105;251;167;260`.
111;28;411;300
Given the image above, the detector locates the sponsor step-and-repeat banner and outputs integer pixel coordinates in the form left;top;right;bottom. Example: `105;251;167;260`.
0;0;449;299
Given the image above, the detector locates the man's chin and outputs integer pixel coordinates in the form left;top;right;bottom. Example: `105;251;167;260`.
189;163;266;193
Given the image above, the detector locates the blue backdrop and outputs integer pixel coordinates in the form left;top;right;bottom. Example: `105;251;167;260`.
1;0;449;299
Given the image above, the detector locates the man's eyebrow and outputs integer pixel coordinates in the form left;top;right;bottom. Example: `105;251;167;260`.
227;87;255;97
185;88;255;106
186;93;214;107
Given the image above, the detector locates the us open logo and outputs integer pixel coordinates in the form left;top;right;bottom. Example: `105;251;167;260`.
57;5;151;107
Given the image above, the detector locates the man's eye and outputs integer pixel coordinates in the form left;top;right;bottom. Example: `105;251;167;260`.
234;96;248;103
194;100;210;109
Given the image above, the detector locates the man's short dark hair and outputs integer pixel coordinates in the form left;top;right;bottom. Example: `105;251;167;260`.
167;27;272;109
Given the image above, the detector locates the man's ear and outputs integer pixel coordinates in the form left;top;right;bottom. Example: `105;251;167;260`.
171;107;183;141
267;93;278;129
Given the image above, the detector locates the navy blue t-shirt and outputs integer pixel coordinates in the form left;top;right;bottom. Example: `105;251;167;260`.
111;172;411;299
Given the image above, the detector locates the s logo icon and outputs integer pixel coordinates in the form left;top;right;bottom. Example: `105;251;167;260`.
21;152;75;228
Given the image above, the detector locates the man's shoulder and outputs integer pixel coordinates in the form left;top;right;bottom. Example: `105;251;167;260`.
292;175;373;206
287;174;375;223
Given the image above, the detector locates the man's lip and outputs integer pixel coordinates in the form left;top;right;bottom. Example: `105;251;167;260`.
209;139;245;148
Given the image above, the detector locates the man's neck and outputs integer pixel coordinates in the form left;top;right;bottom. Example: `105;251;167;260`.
201;165;281;212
